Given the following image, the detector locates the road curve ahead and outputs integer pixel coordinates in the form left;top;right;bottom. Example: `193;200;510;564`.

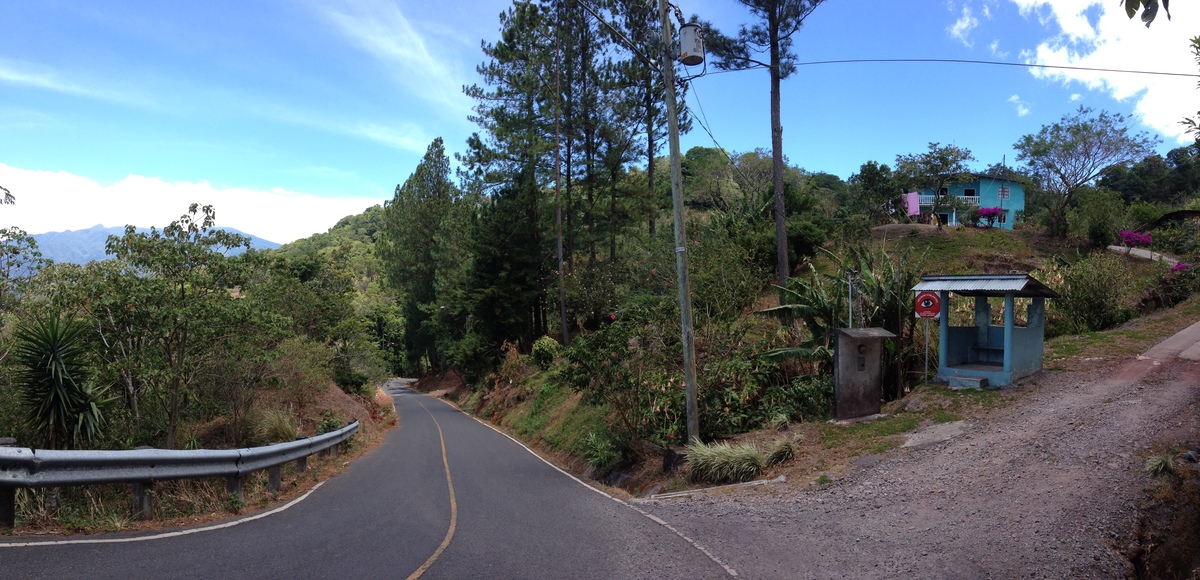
0;380;733;579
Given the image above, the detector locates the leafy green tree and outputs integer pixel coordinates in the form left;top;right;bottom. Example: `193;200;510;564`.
847;161;896;227
700;0;828;289
13;315;110;449
682;146;737;208
1014;106;1159;237
0;185;13;205
0;227;48;315
103;204;270;448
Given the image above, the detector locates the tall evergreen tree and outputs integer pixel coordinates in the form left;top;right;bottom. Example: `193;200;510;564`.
379;137;460;371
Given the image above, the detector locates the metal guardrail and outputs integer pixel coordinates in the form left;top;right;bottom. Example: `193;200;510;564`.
0;421;358;529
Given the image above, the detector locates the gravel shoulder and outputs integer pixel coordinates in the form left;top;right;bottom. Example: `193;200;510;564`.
643;323;1200;579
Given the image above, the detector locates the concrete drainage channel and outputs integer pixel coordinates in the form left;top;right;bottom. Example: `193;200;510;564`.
638;476;788;502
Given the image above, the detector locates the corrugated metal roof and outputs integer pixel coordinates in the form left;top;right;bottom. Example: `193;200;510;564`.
912;274;1059;298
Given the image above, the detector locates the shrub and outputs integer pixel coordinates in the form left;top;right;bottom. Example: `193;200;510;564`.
686;441;765;484
977;207;1004;227
531;336;561;371
582;431;621;476
1119;230;1152;247
1057;253;1132;332
316;411;344;435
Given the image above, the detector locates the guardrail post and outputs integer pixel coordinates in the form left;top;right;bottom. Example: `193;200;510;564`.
296;455;307;474
132;482;153;520
0;488;13;530
1;437;16;530
226;476;243;506
267;466;281;493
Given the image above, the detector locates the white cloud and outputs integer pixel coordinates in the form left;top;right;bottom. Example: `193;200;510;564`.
990;40;1010;58
948;5;980;47
0;164;382;244
982;4;993;19
1069;93;1082;101
316;0;473;119
1011;0;1197;143
1008;94;1032;116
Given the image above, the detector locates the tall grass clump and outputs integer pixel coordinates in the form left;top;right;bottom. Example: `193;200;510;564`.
686;441;765;484
253;408;298;445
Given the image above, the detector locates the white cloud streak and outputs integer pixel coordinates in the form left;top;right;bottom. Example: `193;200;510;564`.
316;0;473;119
0;58;143;106
0;164;382;244
1010;0;1198;143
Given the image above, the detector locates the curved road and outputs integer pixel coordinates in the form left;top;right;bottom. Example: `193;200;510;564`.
0;382;734;579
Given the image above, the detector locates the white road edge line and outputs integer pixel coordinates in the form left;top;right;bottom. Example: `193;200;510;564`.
0;481;326;548
421;388;739;577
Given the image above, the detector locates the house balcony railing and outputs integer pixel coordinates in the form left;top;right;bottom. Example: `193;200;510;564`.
917;195;981;207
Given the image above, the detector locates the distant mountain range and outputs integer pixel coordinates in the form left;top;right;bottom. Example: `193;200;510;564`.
32;225;281;265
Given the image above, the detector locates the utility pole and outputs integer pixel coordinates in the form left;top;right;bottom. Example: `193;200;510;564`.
658;0;699;444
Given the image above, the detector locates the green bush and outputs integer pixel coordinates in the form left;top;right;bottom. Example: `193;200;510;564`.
531;335;561;371
1070;189;1125;247
316;411;344;435
1057;253;1133;332
685;441;765;484
582;431;621;476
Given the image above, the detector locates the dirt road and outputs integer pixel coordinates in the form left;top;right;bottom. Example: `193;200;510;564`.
643;323;1200;578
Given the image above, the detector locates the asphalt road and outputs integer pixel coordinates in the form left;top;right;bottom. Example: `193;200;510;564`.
0;381;733;579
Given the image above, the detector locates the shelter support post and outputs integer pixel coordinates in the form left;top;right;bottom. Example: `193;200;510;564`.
938;290;950;373
1003;292;1015;374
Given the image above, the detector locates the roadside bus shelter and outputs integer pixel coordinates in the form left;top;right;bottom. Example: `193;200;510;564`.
912;274;1059;388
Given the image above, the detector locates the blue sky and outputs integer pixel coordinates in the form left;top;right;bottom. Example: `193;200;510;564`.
0;0;1195;243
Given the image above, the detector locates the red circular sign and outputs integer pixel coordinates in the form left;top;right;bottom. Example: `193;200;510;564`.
915;291;941;318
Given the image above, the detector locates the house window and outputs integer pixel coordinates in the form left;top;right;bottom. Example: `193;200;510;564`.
963;188;976;197
999;211;1007;224
938;213;950;226
938;187;948;196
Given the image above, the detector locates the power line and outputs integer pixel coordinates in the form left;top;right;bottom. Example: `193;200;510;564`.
684;83;762;202
702;57;1200;78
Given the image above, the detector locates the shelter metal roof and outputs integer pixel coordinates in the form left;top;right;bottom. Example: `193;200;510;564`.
912;274;1059;299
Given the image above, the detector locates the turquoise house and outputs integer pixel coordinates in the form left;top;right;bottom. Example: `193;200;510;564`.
912;274;1059;388
914;174;1025;229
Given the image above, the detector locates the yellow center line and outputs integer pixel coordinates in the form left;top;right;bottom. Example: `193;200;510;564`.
406;397;459;580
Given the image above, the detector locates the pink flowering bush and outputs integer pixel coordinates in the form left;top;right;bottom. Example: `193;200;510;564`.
977;207;1004;227
1119;231;1152;247
1171;261;1190;273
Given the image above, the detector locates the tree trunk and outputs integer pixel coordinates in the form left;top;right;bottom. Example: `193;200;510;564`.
645;70;657;236
770;10;788;297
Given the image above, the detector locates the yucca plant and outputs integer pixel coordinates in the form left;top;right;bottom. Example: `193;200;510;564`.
13;315;110;450
766;435;802;466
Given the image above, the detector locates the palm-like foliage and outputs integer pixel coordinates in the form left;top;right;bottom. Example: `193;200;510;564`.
13;315;109;449
758;244;927;399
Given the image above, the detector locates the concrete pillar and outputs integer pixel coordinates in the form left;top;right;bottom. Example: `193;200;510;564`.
938;290;950;372
1003;293;1015;374
974;297;991;347
1029;297;1045;328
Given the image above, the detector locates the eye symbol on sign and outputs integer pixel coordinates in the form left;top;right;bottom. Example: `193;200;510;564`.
919;297;936;308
